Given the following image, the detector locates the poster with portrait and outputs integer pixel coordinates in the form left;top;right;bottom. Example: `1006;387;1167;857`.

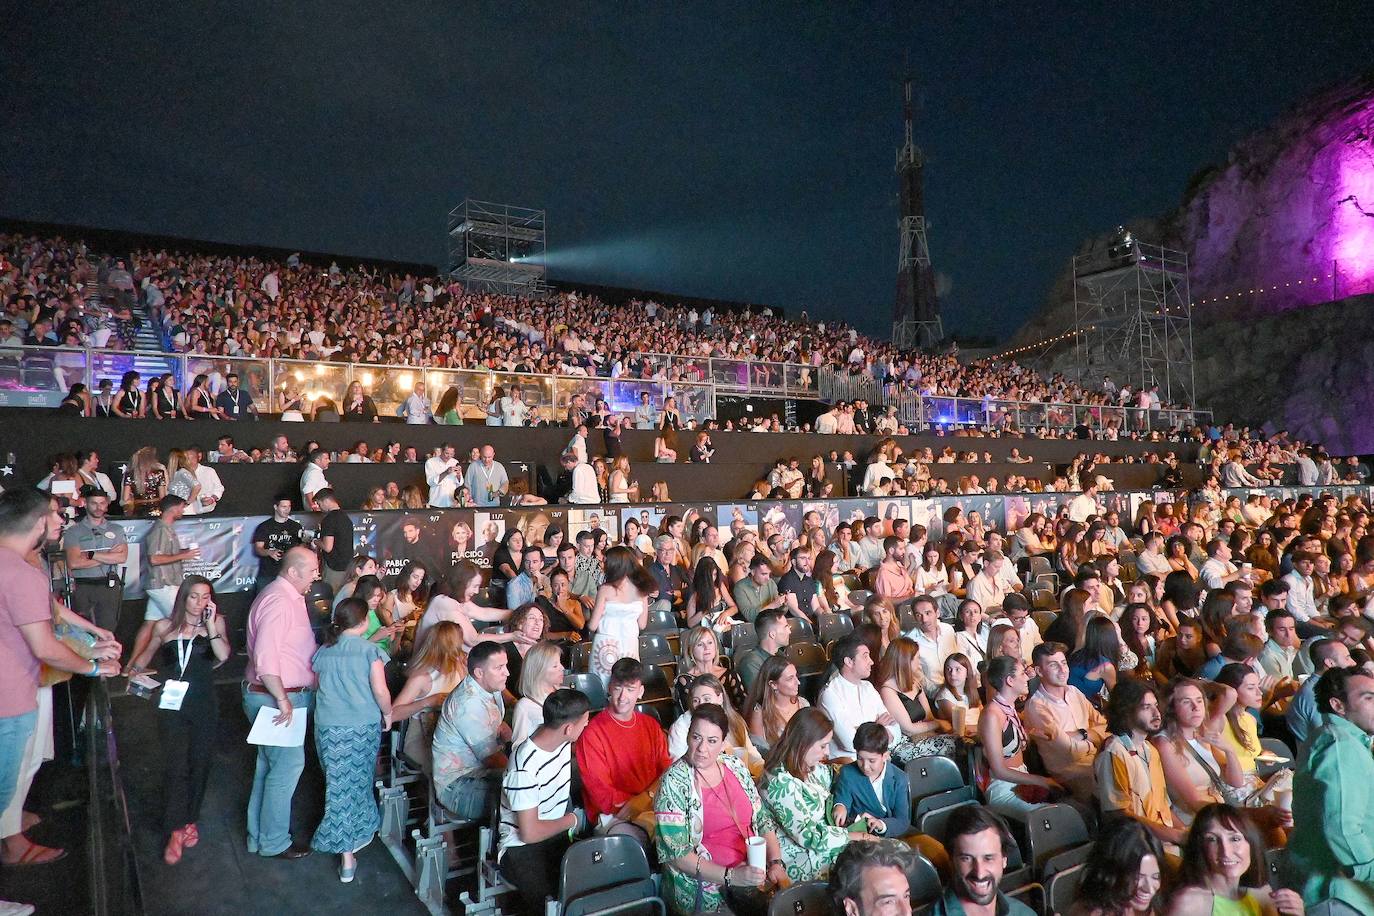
802;501;841;540
434;510;481;570
840;499;876;533
716;502;759;536
759;502;801;553
1003;496;1031;533
378;512;446;582
619;505;667;541
513;507;565;552
474;510;508;568
568;507;617;542
910;499;937;538
877;499;911;537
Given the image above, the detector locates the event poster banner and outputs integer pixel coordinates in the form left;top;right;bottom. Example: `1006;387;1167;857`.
94;486;1373;596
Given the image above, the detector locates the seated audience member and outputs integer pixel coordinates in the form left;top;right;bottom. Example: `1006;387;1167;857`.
674;626;747;712
732;554;785;623
978;656;1062;819
875;638;957;762
665;674;763;774
432;641;511;819
818;633;897;760
966;550;1012;613
737;609;790;694
1151;679;1252;831
828;839;918;916
760;708;876;883
831;723;912;840
1289;667;1374;910
498;689;592;916
684;557;738;630
1094;678;1185;850
1257;609;1300;683
1285;637;1353;750
872;537;915;603
1068;820;1165;916
905;595;957;686
655;704;784;915
575;658;672;839
1067;616;1121;706
509;642;565;745
645;535;688;613
391;621;466;774
1022;642;1107;803
954;599;992;665
504;545;548;611
1197;627;1263;682
1166;804;1303;916
933;652;983;724
778;546;828;623
1156;617;1207;679
931;805;1036;916
1282;551;1326;638
745;657;810;752
1001;593;1042;665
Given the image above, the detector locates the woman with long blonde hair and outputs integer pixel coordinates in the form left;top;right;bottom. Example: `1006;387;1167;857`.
392;621;467;773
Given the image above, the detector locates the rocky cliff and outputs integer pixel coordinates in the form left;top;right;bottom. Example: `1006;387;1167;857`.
1010;71;1374;449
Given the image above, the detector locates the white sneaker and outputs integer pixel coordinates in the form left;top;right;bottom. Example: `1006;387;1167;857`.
0;901;36;916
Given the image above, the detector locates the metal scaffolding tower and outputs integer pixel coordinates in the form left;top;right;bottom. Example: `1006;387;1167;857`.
447;199;548;296
1072;233;1196;407
892;76;942;350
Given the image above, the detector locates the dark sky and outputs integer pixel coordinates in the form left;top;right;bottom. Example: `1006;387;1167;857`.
3;3;1370;341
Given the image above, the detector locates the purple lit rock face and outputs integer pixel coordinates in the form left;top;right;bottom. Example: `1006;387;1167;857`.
1180;76;1374;316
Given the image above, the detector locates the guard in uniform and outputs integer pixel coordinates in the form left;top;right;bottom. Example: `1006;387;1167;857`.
62;485;128;631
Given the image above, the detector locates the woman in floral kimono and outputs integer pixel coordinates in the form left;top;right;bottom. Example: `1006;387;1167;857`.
759;708;877;884
654;705;785;915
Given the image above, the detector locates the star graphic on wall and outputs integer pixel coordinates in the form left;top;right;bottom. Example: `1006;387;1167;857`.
0;466;12;477
117;463;129;474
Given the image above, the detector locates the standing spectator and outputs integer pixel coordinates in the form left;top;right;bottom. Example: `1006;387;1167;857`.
314;489;354;593
633;391;657;430
61;487;127;632
299;450;331;511
214;372;257;420
425;444;461;508
309;597;392;883
432;641;511;820
183;374;224;419
74;450;117;502
112;370;146;418
465;445;510;508
128;495;197;671
242;546;321;859
341;381;379;423
499;382;529;427
125;576;230;865
587;546;654;687
400;381;432;425
0;489;119;916
180;447;223;515
252;495;304;587
575;657;671;839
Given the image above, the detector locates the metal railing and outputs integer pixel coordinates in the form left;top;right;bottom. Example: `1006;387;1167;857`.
86;679;144;916
0;344;827;419
819;367;1211;433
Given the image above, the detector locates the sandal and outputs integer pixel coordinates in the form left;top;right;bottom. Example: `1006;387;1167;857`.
1;841;67;867
182;823;199;848
164;829;184;866
19;812;39;832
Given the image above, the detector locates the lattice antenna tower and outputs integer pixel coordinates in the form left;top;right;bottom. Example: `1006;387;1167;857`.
892;74;942;350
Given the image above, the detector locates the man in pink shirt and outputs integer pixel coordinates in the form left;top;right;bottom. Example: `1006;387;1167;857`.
873;536;916;603
243;546;320;859
0;489;120;914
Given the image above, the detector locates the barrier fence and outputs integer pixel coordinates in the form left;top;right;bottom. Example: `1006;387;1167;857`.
89;485;1366;597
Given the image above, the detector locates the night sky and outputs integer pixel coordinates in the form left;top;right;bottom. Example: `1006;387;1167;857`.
3;3;1370;341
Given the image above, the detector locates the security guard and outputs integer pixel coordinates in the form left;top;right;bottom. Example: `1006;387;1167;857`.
62;485;128;631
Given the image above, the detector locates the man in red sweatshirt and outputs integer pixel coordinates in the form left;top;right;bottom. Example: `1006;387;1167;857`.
574;658;671;843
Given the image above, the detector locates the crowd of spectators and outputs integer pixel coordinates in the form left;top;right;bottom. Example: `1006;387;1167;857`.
4;232;1196;420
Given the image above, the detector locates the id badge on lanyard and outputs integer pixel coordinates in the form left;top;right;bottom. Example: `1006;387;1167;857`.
159;637;194;711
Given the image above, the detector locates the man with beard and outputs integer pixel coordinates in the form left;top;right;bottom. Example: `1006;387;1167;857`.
930;805;1033;915
1093;678;1184;850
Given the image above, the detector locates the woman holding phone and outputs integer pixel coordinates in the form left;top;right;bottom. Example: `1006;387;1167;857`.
126;576;230;865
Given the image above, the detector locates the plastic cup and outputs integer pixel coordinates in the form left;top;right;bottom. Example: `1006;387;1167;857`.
746;835;766;870
952;705;967;737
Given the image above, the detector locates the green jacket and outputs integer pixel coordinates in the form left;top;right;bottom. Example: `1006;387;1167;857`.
1289;713;1374;909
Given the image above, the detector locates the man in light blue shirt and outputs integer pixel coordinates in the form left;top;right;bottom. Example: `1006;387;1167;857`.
505;546;545;611
633;391;657;430
432;642;510;819
465;446;510;507
1287;637;1352;752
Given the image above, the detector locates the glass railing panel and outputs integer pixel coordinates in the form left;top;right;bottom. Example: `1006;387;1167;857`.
0;345;89;407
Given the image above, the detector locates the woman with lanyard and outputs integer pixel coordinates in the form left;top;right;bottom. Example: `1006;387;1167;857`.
111;370;145;418
126;576;230;865
654;704;785;915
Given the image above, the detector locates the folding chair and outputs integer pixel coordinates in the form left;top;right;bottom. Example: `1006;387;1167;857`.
723;621;757;656
787;616;816;642
1024;804;1091;874
563;672;608;711
905;755;973;820
567;642;594;673
559;835;666;916
644;609;679;633
847;589;873;608
817;612;854;645
907;854;943;907
768;881;830;916
1046;863;1086;916
638;633;675;667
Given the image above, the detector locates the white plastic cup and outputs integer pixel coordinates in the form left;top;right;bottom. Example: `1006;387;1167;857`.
746;835;766;870
952;705;967;737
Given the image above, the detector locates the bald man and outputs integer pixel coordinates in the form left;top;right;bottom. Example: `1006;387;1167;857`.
465;445;510;507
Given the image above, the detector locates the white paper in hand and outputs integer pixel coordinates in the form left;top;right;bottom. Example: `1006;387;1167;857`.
247;705;308;747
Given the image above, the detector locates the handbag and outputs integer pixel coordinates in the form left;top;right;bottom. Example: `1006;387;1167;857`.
1183;737;1248;807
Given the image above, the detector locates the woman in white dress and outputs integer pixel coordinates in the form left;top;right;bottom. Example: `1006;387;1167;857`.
588;546;655;686
607;456;635;504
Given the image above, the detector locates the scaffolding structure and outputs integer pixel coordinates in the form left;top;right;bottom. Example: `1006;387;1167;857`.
447;199;548;296
1072;237;1195;408
891;77;943;350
